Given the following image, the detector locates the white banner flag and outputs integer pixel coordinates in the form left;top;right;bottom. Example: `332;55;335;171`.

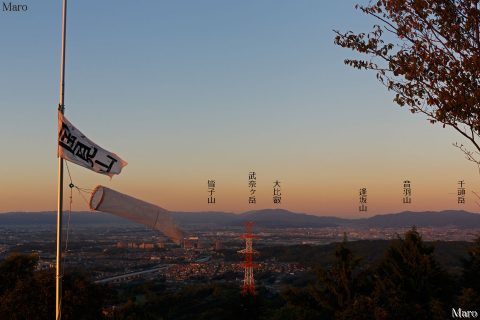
58;111;127;177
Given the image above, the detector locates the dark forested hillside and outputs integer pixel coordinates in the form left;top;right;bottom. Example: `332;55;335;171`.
2;230;479;319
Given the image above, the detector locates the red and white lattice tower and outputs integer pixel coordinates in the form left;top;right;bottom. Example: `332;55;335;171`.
238;221;257;295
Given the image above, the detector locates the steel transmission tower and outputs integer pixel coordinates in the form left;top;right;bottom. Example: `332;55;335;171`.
238;221;257;295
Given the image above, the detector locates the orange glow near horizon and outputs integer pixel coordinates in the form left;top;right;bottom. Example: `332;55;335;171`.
2;0;480;220
2;162;479;218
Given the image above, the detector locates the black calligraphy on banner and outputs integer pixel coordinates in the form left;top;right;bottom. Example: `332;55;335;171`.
57;112;127;177
59;122;98;167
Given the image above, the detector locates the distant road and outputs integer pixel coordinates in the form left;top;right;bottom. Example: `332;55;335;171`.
94;264;168;284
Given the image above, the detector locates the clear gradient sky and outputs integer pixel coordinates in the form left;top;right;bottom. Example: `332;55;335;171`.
1;1;479;217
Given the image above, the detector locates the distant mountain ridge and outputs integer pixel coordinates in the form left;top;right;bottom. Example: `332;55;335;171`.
358;210;480;228
1;209;480;229
235;209;349;228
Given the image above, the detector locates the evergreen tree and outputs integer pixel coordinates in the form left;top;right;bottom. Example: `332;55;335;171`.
462;236;480;292
0;253;107;320
458;236;480;309
278;235;362;320
316;234;361;313
0;253;38;295
372;228;452;320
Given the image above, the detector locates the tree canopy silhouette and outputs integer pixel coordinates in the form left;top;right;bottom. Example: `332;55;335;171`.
458;236;480;308
0;253;107;320
334;0;480;166
276;235;363;320
372;228;453;319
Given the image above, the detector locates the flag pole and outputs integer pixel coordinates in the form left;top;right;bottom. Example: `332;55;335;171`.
56;0;67;319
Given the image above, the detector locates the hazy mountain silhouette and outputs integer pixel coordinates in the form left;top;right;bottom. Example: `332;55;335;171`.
234;209;348;227
0;211;130;226
358;210;480;228
1;209;480;229
169;211;236;226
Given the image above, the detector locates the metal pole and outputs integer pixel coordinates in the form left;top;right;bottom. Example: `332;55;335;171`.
56;0;67;319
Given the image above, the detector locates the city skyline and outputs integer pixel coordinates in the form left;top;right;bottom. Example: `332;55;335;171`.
2;1;480;217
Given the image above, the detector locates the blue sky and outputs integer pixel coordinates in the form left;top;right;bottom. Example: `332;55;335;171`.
1;1;479;216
